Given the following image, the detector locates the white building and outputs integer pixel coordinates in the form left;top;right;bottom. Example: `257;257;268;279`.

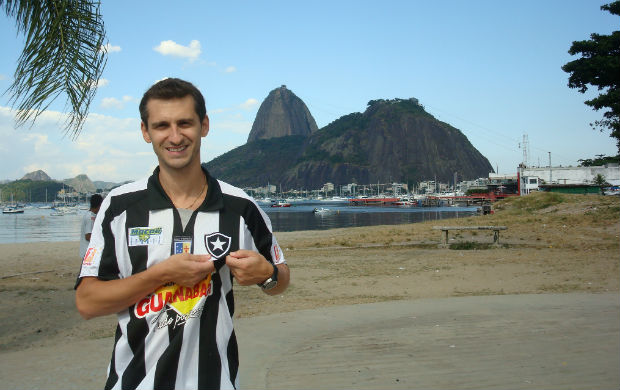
322;182;335;193
517;164;620;194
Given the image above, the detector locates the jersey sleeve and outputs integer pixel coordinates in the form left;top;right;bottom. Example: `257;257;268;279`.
245;201;286;266
75;195;121;287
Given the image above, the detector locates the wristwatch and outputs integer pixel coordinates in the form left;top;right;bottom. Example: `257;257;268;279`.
259;262;278;290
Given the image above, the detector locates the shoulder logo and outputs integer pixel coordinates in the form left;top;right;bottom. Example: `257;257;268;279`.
83;247;97;265
204;232;231;259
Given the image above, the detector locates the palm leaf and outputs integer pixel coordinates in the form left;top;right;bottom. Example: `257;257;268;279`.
1;0;107;139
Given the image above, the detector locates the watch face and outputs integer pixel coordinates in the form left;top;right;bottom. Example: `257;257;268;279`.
262;278;277;290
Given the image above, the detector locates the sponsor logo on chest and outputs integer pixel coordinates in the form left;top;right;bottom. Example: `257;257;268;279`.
128;227;163;246
135;276;214;329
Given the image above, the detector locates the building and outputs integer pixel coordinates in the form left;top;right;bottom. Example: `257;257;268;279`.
459;178;489;194
517;164;620;195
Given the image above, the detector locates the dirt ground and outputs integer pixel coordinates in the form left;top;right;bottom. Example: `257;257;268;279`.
0;192;618;354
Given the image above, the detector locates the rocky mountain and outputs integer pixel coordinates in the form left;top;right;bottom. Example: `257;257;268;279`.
64;174;96;194
247;85;318;142
206;98;493;189
21;170;52;181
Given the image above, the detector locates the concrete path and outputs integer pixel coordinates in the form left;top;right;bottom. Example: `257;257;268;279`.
237;293;619;390
1;293;618;389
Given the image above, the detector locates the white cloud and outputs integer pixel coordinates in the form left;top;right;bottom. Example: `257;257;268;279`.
154;40;201;62
101;97;123;110
224;66;236;73
0;74;6;81
101;95;135;110
0;105;157;182
22;133;49;153
100;43;121;53
239;98;258;110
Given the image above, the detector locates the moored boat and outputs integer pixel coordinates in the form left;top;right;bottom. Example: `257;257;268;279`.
2;206;25;214
271;201;292;208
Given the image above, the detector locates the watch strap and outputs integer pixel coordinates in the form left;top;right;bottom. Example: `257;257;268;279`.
258;262;278;290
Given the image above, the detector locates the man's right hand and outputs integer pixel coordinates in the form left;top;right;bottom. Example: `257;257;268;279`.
153;253;214;287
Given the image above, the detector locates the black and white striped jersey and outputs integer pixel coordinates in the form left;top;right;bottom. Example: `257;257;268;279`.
77;167;286;390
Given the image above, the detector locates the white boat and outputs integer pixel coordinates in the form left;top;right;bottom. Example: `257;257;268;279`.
2;206;25;214
50;206;78;216
324;196;348;202
312;207;333;214
603;187;620;196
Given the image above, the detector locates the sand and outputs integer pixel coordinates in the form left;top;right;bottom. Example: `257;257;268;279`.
0;192;618;389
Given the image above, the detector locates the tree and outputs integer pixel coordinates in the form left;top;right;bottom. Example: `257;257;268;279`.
593;173;609;187
1;0;107;138
562;1;620;152
577;154;620;166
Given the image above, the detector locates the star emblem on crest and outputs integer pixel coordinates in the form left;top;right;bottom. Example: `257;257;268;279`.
210;237;226;251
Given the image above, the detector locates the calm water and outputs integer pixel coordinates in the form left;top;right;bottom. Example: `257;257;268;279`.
0;201;478;244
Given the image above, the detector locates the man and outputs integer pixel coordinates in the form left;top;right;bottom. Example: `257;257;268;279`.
75;78;289;390
79;194;103;260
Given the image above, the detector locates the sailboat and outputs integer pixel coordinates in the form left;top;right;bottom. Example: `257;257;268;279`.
39;188;52;209
2;194;25;214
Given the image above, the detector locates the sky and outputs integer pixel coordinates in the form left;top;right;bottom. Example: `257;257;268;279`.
0;0;618;183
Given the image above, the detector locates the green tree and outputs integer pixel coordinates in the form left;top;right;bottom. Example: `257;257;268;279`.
1;0;107;138
561;1;620;152
593;173;609;187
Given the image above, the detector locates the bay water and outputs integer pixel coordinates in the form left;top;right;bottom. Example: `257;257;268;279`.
0;201;478;244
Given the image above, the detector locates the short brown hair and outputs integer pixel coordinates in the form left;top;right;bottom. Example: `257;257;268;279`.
139;78;206;126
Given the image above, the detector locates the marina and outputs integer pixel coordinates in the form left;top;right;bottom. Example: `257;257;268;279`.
0;200;479;244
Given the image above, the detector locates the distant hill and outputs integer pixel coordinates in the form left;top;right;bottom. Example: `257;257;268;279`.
1;171;120;202
21;170;52;181
247;85;318;142
206;98;493;189
64;174;96;194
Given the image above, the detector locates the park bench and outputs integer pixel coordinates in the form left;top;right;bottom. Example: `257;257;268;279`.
433;225;507;248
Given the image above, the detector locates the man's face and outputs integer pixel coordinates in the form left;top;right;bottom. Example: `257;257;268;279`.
141;95;209;172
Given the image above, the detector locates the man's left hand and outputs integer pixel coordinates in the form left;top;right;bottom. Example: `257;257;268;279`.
225;250;273;286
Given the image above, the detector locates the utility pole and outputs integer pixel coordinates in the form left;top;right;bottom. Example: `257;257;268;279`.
548;152;552;183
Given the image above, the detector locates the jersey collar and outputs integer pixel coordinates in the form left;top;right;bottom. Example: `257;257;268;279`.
147;166;224;211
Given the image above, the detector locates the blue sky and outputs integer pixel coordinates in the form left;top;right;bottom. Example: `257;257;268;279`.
0;0;617;183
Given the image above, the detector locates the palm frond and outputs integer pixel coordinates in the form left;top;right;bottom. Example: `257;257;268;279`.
1;0;107;139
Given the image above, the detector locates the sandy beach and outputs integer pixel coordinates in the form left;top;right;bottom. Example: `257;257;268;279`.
0;192;618;389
